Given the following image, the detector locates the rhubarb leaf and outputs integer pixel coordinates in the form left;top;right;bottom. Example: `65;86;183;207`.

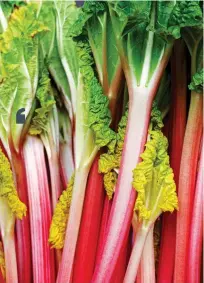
109;1;176;87
53;0;80;114
0;1;25;33
74;39;116;167
188;68;204;93
72;1;121;93
99;109;128;199
132;105;178;225
29;66;55;136
0;3;48;151
110;1;202;88
167;1;203;39
0;148;26;219
103;171;117;200
39;1;72;117
49;173;74;249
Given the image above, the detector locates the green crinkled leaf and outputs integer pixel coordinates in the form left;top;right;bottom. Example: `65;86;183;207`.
0;3;48;151
39;2;73;118
76;39;116;153
132;105;178;224
110;1;203;88
151;102;164;131
54;0;80;114
71;1;121;93
188;69;203;93
29;66;55;136
0;1;25;33
88;82;116;151
70;1;106;38
167;1;203;39
99;109;128;199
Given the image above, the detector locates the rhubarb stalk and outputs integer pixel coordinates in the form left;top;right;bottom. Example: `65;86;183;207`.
137;227;155;283
174;7;203;280
158;39;187;283
92;2;201;280
0;147;27;283
23;136;55;283
186;140;203;283
124;107;178;283
0;4;49;282
73;155;105;283
56;33;117;282
10;149;32;283
0;204;18;283
174;90;203;282
95;196;112;264
57;163;93;283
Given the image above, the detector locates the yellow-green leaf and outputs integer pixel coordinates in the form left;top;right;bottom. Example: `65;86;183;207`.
49;173;74;249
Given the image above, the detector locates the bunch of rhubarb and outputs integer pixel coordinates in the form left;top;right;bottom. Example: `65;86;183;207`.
0;1;203;283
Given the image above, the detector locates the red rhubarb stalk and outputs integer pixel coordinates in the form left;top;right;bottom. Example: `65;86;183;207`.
158;39;187;283
95;196;112;264
186;140;203;283
73;155;104;283
174;8;203;281
23;136;55;283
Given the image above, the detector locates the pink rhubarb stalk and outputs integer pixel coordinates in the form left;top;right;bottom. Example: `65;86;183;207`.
174;91;203;283
158;39;187;283
10;146;32;283
92;57;169;281
92;90;152;282
137;227;155;283
56;156;96;283
110;227;131;283
0;218;17;283
124;224;149;283
23;136;55;283
186;140;203;283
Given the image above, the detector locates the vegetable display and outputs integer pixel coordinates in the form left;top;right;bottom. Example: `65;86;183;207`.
0;1;203;283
